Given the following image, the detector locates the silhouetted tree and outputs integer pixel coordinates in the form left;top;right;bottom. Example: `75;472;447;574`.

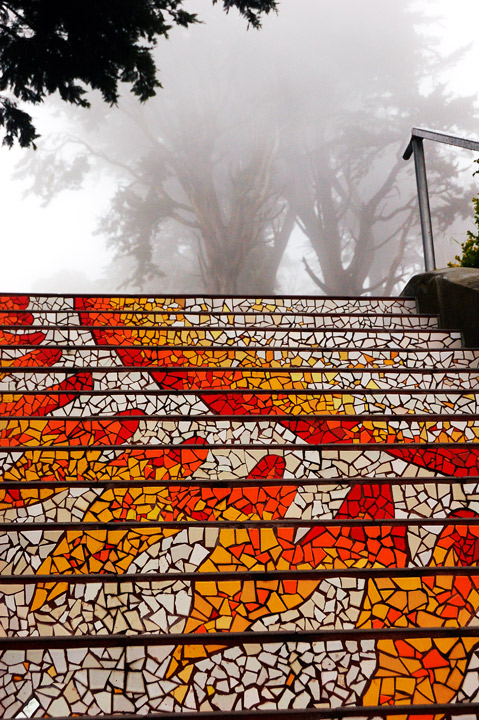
270;1;477;294
0;0;277;147
19;86;294;293
100;110;294;293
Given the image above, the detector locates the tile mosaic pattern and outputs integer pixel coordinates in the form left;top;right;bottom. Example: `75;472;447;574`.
0;294;479;718
0;326;463;348
1;347;479;369
2;390;479;417
1;368;479;392
0;294;419;313
0;311;440;328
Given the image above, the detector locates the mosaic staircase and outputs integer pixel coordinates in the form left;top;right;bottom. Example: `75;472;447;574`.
1;292;479;719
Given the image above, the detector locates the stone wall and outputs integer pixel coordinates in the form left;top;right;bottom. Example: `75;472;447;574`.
402;268;479;347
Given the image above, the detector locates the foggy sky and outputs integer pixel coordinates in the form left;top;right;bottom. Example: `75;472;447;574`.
0;0;478;294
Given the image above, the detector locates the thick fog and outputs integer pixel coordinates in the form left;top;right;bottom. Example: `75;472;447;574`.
1;0;478;295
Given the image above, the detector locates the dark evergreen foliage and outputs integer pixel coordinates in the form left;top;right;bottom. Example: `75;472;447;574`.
0;0;277;147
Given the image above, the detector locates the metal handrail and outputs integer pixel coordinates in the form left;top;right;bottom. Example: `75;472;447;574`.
403;127;479;272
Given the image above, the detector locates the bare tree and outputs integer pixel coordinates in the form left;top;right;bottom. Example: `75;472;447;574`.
18;85;294;293
268;1;478;295
116;111;293;293
288;126;472;296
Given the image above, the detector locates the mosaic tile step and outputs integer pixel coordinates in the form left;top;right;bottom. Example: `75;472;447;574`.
1;347;478;369
1;293;419;313
1;368;478;392
0;468;477;523
1;414;479;449
1;638;478;716
0;311;439;328
0;474;470;487
0;327;462;348
3;567;479;637
3;389;479;417
0;441;477;479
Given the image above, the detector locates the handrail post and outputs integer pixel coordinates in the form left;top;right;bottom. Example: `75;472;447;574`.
404;128;479;273
411;137;436;272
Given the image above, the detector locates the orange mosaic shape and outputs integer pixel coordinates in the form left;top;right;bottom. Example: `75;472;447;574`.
165;481;409;683
359;510;479;717
30;450;282;610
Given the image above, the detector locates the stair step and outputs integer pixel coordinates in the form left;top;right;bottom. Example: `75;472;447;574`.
0;311;438;328
1;347;477;369
1;367;478;391
0;327;463;348
3;390;479;416
0;415;478;448
2;293;419;313
3;565;479;583
0;443;476;480
0;514;477;537
2;568;479;639
0;474;472;488
1;347;478;370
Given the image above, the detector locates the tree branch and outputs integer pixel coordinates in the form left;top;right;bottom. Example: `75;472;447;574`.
302;256;328;293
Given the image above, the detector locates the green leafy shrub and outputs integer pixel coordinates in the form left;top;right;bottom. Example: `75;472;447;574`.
449;161;479;268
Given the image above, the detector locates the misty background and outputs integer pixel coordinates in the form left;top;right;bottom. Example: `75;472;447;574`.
1;0;478;295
